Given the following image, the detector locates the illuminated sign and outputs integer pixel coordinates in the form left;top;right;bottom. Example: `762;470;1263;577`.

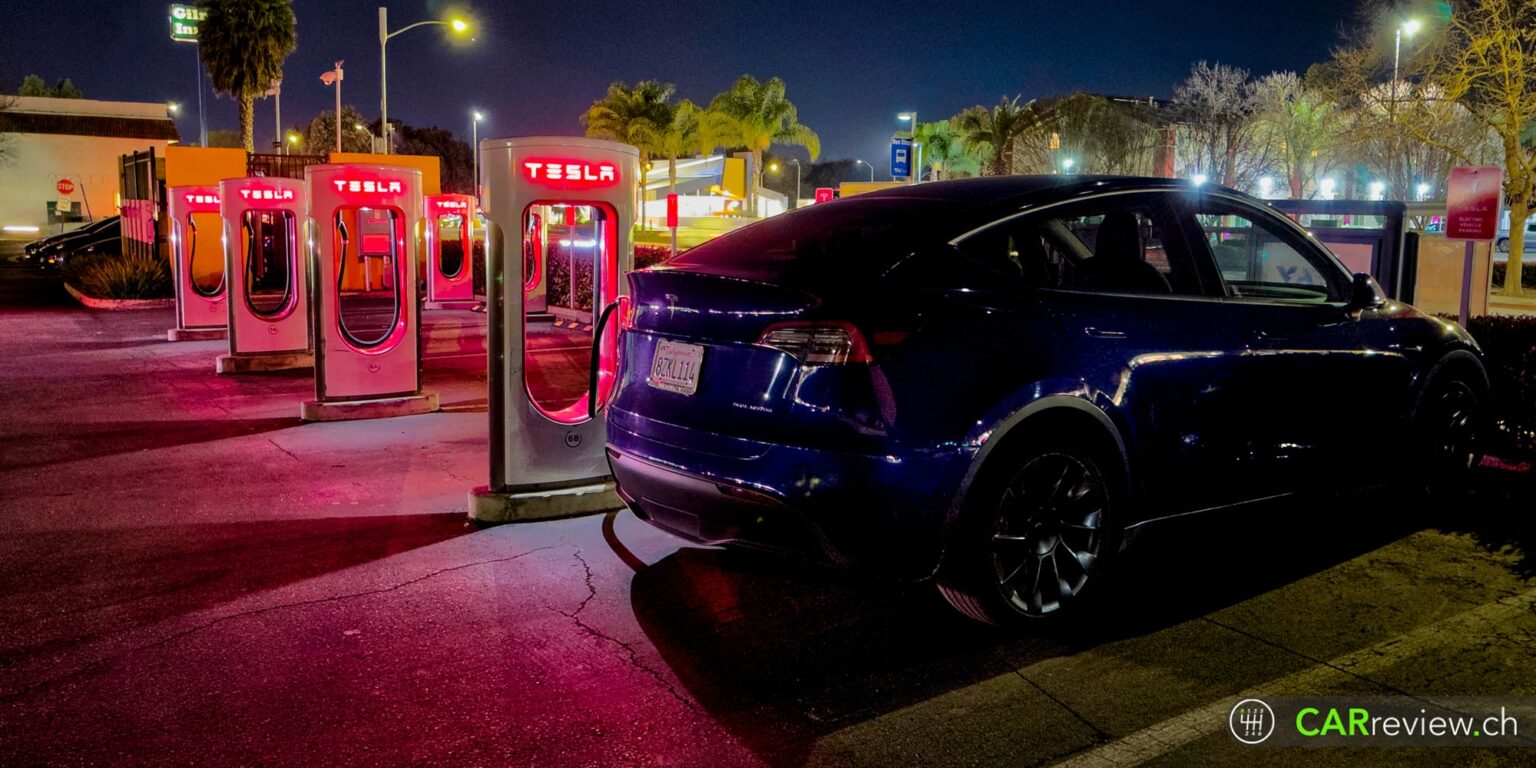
169;4;206;43
183;193;221;206
238;188;297;202
522;160;619;187
331;178;405;195
435;199;469;211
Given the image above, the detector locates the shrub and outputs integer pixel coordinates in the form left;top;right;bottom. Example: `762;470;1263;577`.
1463;315;1536;455
1489;263;1536;293
635;244;673;270
69;254;172;300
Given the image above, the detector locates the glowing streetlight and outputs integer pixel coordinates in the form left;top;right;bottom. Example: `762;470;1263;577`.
1369;180;1386;200
1320;178;1337;200
854;159;874;182
1061;157;1075;173
167;102;181;116
769;162;780;172
1192;173;1208;186
379;8;473;154
1416;182;1432;201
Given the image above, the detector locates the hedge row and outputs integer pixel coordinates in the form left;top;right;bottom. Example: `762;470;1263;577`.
1464;315;1536;455
1490;263;1536;293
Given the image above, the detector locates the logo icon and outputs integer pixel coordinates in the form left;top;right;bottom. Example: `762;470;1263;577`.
1229;698;1276;745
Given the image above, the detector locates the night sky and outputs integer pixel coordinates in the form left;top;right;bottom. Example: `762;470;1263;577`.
3;0;1358;175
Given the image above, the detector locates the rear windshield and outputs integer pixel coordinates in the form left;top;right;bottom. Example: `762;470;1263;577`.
670;198;971;279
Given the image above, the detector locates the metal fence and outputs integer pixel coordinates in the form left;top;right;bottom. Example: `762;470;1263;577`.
247;153;326;180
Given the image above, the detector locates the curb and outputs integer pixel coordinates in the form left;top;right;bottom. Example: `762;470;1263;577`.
64;282;175;311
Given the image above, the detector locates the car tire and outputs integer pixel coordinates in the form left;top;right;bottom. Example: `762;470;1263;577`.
1496;238;1510;253
1409;365;1486;498
937;432;1122;627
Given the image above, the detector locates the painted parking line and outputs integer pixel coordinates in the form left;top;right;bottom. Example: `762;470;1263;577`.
1051;587;1536;767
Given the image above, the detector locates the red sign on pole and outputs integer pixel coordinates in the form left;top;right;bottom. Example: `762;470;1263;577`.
56;178;75;196
1445;166;1503;241
814;187;835;204
666;193;678;229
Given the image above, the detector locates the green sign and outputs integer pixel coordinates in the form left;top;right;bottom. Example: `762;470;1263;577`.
169;4;205;43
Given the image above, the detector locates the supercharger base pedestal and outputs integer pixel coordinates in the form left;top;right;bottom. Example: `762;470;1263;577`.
468;482;622;524
469;137;637;525
216;351;314;374
300;392;440;422
169;327;227;342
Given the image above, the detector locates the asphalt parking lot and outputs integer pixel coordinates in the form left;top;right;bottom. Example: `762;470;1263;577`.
1;253;1534;767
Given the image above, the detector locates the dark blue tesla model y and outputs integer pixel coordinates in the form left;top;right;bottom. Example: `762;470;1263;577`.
606;176;1488;626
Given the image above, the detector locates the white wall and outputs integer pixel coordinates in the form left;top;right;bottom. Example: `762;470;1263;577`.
0;133;170;232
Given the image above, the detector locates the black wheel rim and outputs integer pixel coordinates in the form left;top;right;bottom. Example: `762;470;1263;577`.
990;452;1108;617
1428;382;1479;473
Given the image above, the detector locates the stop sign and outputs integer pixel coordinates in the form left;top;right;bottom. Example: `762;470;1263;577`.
56;178;75;196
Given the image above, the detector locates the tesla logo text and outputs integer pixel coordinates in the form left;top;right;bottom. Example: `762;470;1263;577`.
522;160;618;187
184;193;221;206
238;188;296;202
436;200;468;210
332;179;404;195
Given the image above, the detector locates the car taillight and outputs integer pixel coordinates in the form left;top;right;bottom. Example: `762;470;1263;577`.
756;321;873;365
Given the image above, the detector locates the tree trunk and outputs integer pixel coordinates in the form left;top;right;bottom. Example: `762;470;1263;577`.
1506;194;1530;297
668;155;677;193
749;148;762;214
239;95;255;153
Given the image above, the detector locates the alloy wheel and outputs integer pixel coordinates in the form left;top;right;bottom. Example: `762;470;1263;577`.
990;452;1108;616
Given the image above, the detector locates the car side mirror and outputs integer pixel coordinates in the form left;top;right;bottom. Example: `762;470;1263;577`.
1347;272;1386;310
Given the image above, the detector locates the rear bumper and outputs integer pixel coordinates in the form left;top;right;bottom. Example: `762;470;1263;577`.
606;416;974;578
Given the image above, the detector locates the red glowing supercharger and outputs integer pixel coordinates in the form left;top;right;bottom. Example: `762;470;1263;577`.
300;164;438;422
470;137;638;523
423;193;478;309
166;185;227;342
215;177;312;374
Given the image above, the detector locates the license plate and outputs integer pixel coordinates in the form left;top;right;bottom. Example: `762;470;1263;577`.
648;340;705;396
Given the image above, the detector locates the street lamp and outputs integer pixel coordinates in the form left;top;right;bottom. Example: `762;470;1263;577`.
1192;173;1208;186
1320;178;1337;200
167;102;180;116
378;7;471;155
1369;181;1386;200
471;110;485;199
1062;157;1075;174
1258;176;1274;197
1416;182;1432;201
898;111;920;183
854;159;874;182
1391;18;1422;197
287;132;301;153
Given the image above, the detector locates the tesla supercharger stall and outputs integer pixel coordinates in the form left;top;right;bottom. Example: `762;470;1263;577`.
216;177;313;374
469;137;638;523
166;185;227;341
300;164;438;422
423;193;478;309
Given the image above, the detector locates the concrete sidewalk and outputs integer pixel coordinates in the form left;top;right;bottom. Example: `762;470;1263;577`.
1;270;1534;767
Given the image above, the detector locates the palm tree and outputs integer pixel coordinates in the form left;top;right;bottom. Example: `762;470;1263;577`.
199;0;296;153
581;80;674;171
703;75;820;207
658;100;707;192
913;119;979;180
958;96;1049;176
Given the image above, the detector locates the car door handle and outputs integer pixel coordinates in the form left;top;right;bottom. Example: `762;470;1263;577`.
1084;326;1127;339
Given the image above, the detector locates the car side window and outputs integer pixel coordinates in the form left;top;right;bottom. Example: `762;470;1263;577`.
1191;203;1348;303
956;194;1207;296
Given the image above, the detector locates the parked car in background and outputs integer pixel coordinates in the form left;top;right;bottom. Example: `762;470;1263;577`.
606;176;1490;627
1495;213;1536;260
28;217;120;269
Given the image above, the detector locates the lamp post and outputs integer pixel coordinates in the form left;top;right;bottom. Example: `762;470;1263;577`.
379;7;469;155
471;110;484;199
855;159;874;182
898;112;920;183
1391;18;1422;197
